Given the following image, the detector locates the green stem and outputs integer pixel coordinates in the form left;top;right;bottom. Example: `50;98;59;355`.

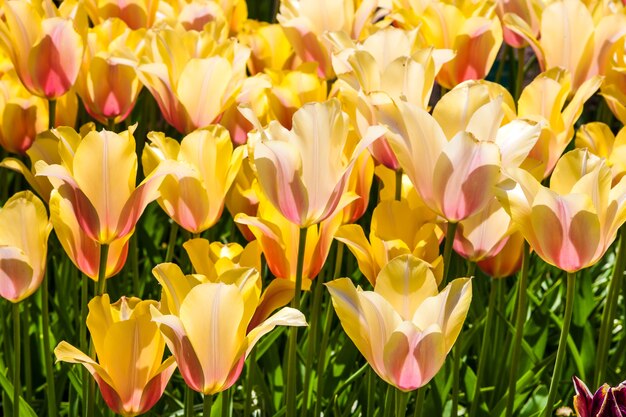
367;369;376;417
506;243;530;417
164;222;179;263
542;272;576;417
413;387;425;417
301;274;324;416
286;227;308;415
12;302;20;417
22;301;31;402
107;118;116;131
185;386;195;417
395;169;403;201
48;100;56;129
203;394;213;417
80;273;89;417
314;292;335;417
595;230;626;386
396;389;409;416
244;347;256;417
494;46;511;85
384;385;394;417
221;388;231;417
130;235;140;296
469;279;499;417
442;222;458;288
42;272;58;417
96;244;109;296
515;47;525;101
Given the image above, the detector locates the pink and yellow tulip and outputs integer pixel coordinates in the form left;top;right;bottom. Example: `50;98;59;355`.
35;125;169;245
55;295;177;417
601;36;626;125
236;198;341;286
84;0;159;29
504;0;626;90
336;199;443;285
0;0;86;99
0;191;51;303
150;263;306;394
137;25;250;134
142;126;243;234
239;21;295;74
75;19;145;126
245;98;383;227
576;123;626;183
498;149;626;272
183;237;261;282
327;254;472;391
476;231;525;278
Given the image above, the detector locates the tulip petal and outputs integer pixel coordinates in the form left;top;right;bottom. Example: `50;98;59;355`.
246;306;307;357
0;246;33;303
334;224;377;285
151;263;199;315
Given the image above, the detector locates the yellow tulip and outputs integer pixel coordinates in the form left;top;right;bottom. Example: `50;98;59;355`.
0;69;47;154
601;36;626;125
336;199;443;286
504;0;626;90
475;231;525;278
75;19;145;125
183;237;261;281
374;88;540;221
137;25;250;134
277;0;381;78
498;149;626;272
150;263;306;394
160;0;248;33
142;126;243;234
235;197;341;286
0;0;86;99
84;0;159;29
327;254;472;391
0;191;51;303
225;157;260;241
518;68;601;178
239;20;295;74
328;27;454;169
35;125;169;245
244;98;383;228
576;122;626;183
55;295;177;417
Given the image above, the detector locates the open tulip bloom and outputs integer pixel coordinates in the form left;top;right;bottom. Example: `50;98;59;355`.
327;254;472;391
150;263;307;395
573;376;626;417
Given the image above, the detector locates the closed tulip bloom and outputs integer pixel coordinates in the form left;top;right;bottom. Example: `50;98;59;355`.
142;127;243;234
75;19;145;125
0;69;47;154
84;0;159;29
236;197;341;286
573;376;626;417
137;25;250;134
476;231;525;278
55;295;177;417
518;68;600;178
327;255;472;391
0;191;51;303
601;37;626;126
504;0;626;90
150;263;306;394
336;199;443;286
247;98;383;227
498;149;626;272
36;125;169;245
0;0;86;99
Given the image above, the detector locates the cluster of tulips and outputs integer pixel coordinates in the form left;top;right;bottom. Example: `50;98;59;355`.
2;0;626;416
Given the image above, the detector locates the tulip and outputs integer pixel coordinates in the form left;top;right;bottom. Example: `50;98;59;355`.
244;98;383;228
160;0;248;33
601;36;626;125
137;26;250;134
225;157;260;241
277;0;380;78
235;197;341;286
183;237;261;282
238;21;295;74
75;19;145;125
336;199;443;285
504;0;626;90
476;231;525;278
150;263;307;394
328;27;454;169
0;191;51;303
0;0;86;99
576;123;626;183
498;149;626;272
573;376;626;417
341;149;375;224
0;69;47;154
35;125;169;245
326;254;472;391
518;68;601;178
496;0;542;48
84;0;159;29
55;295;177;417
142;126;243;234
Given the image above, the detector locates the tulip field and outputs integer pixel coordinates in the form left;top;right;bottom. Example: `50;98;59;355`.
2;0;626;416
